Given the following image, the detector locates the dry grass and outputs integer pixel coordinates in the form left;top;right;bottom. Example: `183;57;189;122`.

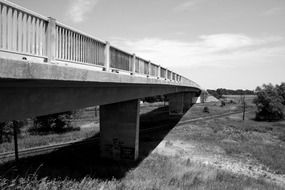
0;153;283;190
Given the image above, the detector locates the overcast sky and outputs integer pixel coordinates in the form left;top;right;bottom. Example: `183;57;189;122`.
9;0;285;90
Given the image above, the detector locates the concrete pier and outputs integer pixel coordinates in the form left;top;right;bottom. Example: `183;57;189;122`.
183;92;194;112
100;99;140;160
168;93;184;115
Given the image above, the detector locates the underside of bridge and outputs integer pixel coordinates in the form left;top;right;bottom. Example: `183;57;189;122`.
0;58;200;161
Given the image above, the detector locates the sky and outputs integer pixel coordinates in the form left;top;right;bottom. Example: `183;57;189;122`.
9;0;285;90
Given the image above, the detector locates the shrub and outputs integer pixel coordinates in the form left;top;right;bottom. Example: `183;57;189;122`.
0;121;23;143
254;83;284;121
0;121;13;143
220;101;226;107
203;106;210;113
28;111;79;135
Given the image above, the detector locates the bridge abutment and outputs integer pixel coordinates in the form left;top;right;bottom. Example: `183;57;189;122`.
100;99;140;160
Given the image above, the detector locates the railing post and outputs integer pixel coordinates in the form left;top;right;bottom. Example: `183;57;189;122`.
132;54;136;75
104;41;110;72
157;65;161;79
165;68;168;80
148;60;151;77
46;17;56;63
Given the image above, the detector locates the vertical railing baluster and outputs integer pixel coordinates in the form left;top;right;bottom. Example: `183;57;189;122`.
79;35;82;62
87;37;90;63
62;28;65;59
82;35;84;62
38;19;42;55
55;26;58;58
35;18;39;55
22;13;26;53
26;15;30;53
75;33;78;62
16;10;20;52
37;18;41;55
7;6;12;50
91;39;94;64
69;30;71;61
43;19;46;56
72;32;75;61
12;8;16;51
64;29;67;60
41;19;45;56
4;5;7;49
78;33;80;62
66;29;69;60
85;37;87;63
2;4;5;49
60;26;63;59
0;3;2;48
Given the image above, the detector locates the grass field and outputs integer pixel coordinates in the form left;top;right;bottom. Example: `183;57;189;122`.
1;98;285;189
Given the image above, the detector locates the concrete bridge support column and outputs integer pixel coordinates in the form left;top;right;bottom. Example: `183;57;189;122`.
183;92;195;112
100;99;140;160
168;93;184;115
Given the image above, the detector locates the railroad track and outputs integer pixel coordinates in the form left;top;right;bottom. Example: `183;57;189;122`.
0;110;249;161
0;138;99;161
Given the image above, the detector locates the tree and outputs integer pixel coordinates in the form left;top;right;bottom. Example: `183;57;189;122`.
254;83;284;121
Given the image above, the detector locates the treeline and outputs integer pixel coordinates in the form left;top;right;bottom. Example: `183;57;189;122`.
207;88;254;99
141;95;166;103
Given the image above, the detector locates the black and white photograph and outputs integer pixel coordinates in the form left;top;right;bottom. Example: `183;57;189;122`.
0;0;284;189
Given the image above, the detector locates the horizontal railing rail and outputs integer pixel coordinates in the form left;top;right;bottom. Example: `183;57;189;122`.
0;0;200;89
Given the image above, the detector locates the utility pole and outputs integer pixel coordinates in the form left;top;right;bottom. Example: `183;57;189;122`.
13;121;19;166
242;95;246;121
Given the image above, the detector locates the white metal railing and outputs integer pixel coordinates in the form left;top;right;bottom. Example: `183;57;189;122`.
160;67;166;79
135;57;148;75
0;0;48;58
0;0;200;88
110;46;132;71
55;23;105;66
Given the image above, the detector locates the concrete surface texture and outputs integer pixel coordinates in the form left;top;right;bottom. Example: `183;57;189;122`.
100;99;140;160
0;58;200;121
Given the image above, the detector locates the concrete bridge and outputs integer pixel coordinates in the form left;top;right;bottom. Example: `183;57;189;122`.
0;0;201;160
